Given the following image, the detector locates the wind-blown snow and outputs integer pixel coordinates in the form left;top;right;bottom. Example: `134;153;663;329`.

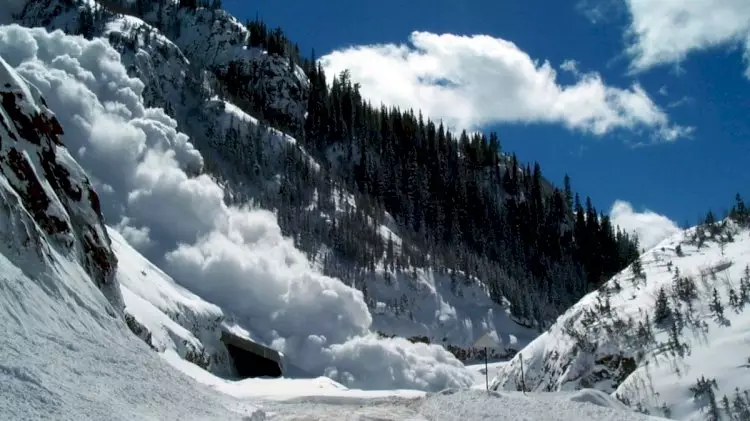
0;24;473;391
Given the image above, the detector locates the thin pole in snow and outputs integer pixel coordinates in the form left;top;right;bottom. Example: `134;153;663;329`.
520;353;526;395
484;347;490;392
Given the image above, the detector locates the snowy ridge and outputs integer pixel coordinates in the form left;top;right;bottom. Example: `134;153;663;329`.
492;220;750;420
111;226;240;375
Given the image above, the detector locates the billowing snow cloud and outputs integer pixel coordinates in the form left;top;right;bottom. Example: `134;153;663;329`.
621;0;750;78
0;24;473;391
609;200;680;251
319;31;690;141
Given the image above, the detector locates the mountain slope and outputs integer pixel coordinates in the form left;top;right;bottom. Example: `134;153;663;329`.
9;0;642;341
0;28;671;421
6;0;544;361
0;53;261;421
492;216;750;420
0;23;486;391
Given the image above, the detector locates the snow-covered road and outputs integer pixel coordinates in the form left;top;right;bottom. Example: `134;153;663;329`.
252;389;666;421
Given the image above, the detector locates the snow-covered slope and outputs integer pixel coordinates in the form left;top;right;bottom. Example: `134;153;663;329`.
7;0;539;364
0;53;261;421
492;220;750;420
0;23;483;392
363;266;537;359
0;25;668;421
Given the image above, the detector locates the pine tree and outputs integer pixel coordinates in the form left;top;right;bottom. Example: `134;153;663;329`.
741;266;750;305
654;287;672;325
721;394;733;420
732;388;750;420
729;288;742;313
709;288;725;321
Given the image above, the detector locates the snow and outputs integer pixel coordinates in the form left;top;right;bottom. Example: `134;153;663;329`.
0;54;259;420
493;221;750;419
0;23;477;392
0;12;671;421
364;267;538;360
164;349;665;420
12;0;539;365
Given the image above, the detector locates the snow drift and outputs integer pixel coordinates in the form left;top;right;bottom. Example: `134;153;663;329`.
0;24;473;391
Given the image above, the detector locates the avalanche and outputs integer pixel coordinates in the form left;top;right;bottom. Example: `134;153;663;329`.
0;23;478;391
0;33;666;421
0;52;260;421
10;0;541;363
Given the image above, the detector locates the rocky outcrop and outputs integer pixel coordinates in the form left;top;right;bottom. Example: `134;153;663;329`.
0;57;122;312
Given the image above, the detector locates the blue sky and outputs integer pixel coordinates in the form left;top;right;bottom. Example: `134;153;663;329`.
223;0;750;242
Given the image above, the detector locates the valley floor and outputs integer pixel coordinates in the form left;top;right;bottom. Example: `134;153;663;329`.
160;353;665;421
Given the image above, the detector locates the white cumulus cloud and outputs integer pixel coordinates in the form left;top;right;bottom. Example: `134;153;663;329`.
0;24;473;392
609;200;681;251
319;31;689;141
622;0;750;78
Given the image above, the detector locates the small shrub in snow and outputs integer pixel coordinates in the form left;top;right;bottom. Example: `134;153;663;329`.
690;376;721;421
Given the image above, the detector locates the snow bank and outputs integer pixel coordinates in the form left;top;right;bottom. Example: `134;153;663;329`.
0;24;473;391
416;390;663;421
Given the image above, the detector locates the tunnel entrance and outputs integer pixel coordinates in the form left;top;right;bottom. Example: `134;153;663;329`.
221;331;283;378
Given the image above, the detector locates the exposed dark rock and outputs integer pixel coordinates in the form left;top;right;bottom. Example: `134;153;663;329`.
0;59;121;309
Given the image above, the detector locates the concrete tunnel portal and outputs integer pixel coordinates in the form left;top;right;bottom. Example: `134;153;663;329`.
220;331;284;378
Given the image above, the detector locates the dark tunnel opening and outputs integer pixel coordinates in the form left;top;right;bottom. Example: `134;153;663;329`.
221;332;283;379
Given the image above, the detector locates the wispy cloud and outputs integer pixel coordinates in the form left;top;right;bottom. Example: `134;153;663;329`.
668;96;693;108
620;0;750;78
576;0;625;24
320;31;690;141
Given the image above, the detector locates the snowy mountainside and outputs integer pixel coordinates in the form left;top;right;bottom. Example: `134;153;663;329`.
0;23;485;392
362;266;537;359
0;9;682;421
8;0;539;362
492;219;750;420
0;54;259;421
0;52;121;311
111;226;238;376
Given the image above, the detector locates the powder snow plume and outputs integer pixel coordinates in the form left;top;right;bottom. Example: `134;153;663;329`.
0;24;473;391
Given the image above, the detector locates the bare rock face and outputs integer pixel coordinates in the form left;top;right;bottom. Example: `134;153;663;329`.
0;57;123;312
